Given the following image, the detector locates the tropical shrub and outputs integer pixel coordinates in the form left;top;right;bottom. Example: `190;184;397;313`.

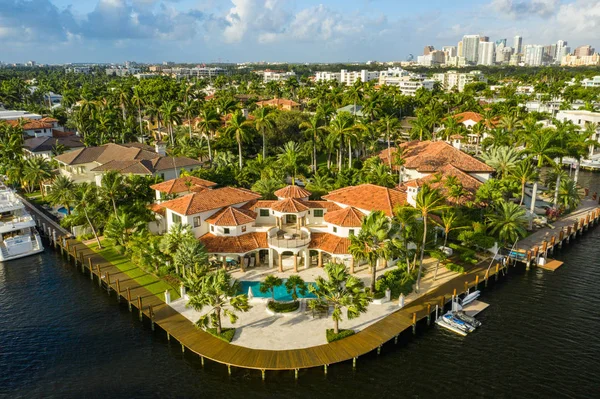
444;262;465;274
267;300;300;313
374;264;416;298
206;327;236;343
326;329;355;343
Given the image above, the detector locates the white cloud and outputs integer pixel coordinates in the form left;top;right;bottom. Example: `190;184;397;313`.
491;0;559;18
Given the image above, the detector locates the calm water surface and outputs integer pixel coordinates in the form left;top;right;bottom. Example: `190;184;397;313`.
2;172;600;399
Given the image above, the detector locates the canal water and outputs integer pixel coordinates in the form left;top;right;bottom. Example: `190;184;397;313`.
2;172;600;399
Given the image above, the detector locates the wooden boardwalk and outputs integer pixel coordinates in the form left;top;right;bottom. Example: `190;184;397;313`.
27;200;600;375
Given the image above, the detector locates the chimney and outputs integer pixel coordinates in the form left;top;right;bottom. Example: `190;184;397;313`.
155;141;167;156
241;108;249;118
452;137;462;150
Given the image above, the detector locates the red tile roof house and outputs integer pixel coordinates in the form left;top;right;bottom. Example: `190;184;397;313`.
150;183;409;274
379;140;493;206
4;117;61;138
53;142;202;185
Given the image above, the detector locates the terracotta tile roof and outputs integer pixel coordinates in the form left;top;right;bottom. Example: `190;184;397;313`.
40;117;58;123
23;136;84;153
240;200;277;211
301;201;341;211
451;112;499;127
398;164;483;206
274;185;312;199
148;203;166;215
322;184;407;217
256;98;300;107
5;118;53;130
324;207;365;227
160;187;261;216
199;232;268;254
309;233;351;254
150;176;217;194
205;206;257;226
270;198;310;213
379;141;494;174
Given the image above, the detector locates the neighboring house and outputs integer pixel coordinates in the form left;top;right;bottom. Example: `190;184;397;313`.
255;98;300;111
379;140;494;183
54;142;202;184
23;134;84;159
3;117;61;137
150;183;408;272
336;104;365;117
150;176;217;202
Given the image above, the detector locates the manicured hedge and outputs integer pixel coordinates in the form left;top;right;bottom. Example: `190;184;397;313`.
206;327;236;342
444;262;465;274
268;300;300;313
375;265;416;298
326;329;355;343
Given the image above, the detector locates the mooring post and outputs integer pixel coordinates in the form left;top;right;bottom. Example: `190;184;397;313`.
115;279;121;302
464;281;469;295
435;304;439;320
137;296;143;321
52;230;57;249
79;252;85;272
167;332;170;341
412;312;417;335
127;287;132;312
353;357;357;368
324;364;328;375
294;369;298;379
261;370;266;381
149;305;155;331
200;356;204;367
475;275;480;290
377;345;382;355
106;271;111;294
181;344;185;353
485;269;489;287
88;258;93;280
227;365;231;376
426;303;431;326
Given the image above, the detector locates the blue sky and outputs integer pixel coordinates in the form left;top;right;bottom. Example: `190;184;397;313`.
1;0;599;64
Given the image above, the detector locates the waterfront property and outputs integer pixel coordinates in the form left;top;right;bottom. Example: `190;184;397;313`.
151;182;408;273
53;142;202;184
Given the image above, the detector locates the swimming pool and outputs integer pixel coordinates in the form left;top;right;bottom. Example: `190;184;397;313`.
239;280;317;302
57;207;73;215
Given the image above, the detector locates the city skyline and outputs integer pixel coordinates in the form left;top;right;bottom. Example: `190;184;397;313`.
1;0;600;64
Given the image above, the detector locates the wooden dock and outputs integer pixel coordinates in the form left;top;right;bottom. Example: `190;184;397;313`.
539;260;564;272
25;198;600;377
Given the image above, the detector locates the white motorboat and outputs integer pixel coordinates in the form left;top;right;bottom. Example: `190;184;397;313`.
0;185;44;261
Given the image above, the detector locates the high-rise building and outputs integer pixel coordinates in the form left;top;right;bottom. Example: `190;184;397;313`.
513;35;523;54
524;45;544;66
495;39;507;47
495;42;512;64
443;46;457;58
574;45;595;57
480;36;490;42
457;41;464;57
462;35;480;64
423;45;435;55
478;41;495;66
556;40;569;62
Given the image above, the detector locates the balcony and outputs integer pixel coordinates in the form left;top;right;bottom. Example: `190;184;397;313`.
268;227;311;249
0;215;35;234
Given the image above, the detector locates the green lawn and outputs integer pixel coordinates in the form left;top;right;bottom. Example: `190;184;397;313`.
88;242;180;302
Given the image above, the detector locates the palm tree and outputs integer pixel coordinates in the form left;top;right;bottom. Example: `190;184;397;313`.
569;122;598;183
160;101;181;146
480;146;521;179
196;107;220;164
187;269;251;335
558;178;582;210
47;175;75;215
414;185;447;292
73;183;103;249
224;110;254;169
253;107;275;159
174;236;208;277
379;115;401;168
181;98;199;139
160;223;195;268
300;114;326;172
523;128;561;224
344;83;364;117
22;156;53;196
104;212;146;252
392;205;419;272
259;274;283;301
285;275;308;301
486;201;528;247
327;113;355;169
131;86;145;141
277;141;306;185
251;178;284;200
308;263;371;335
433;211;466;280
509;161;538;206
348;210;398;292
100;170;124;217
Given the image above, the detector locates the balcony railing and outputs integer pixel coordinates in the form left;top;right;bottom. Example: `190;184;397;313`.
268;228;311;249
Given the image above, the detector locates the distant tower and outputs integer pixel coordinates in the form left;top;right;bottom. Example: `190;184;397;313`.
462;35;481;64
423;45;435;55
513;35;523;54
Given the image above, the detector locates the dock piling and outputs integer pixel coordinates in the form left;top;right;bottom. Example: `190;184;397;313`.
79;253;85;273
96;265;101;287
200;356;204;367
324;364;328;375
88;258;93;280
426;304;431;326
115;279;121;302
294;369;298;379
228;365;231;376
353;357;357;369
464;281;469;295
412;312;417;335
127;287;132;312
377;345;382;355
181;344;185;353
435;304;439;320
261;370;266;381
137;296;142;321
106;271;111;294
149;305;155;331
475;275;479;289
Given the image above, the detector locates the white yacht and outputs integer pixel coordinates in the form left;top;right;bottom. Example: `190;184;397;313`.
0;185;44;261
